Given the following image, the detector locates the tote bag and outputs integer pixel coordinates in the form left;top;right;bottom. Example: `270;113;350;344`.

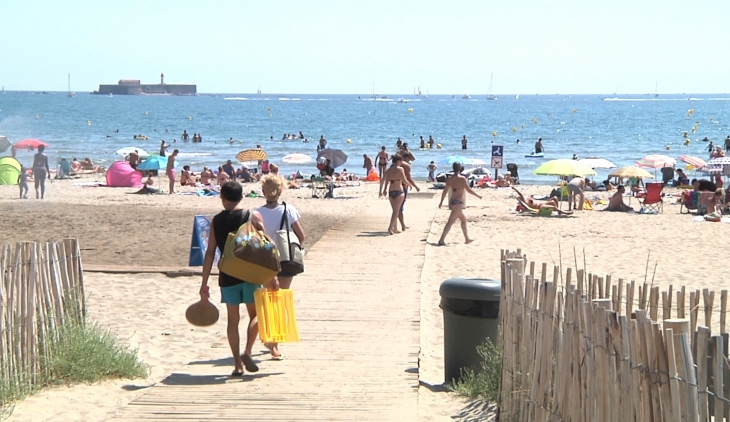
218;210;281;285
274;202;304;275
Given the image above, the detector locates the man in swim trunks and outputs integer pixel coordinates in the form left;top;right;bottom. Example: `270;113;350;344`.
32;145;51;199
395;137;403;150
398;152;420;231
160;140;170;157
606;185;633;212
167;149;178;195
428;135;435;149
437;162;482;245
461;135;468;150
362;154;373;175
535;137;544;154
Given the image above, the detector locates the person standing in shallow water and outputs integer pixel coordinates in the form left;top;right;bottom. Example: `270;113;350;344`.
32;145;51;199
535;137;544;154
437;162;482;245
461;135;468;150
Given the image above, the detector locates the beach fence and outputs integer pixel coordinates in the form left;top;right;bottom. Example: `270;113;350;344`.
499;249;730;422
0;239;85;398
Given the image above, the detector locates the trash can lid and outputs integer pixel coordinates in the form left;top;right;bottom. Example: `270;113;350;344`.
439;278;501;301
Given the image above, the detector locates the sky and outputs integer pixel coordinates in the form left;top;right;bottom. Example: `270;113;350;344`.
2;0;729;95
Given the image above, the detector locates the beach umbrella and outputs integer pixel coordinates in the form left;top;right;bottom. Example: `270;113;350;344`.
317;148;348;168
236;149;267;162
282;153;312;164
635;154;676;169
704;157;730;175
137;156;178;171
678;155;707;169
14;139;49;150
116;147;150;158
0;136;10;153
532;159;597;177
608;166;655;179
439;155;473;166
578;157;617;169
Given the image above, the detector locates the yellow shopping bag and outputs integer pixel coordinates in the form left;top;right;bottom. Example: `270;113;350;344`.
254;288;300;343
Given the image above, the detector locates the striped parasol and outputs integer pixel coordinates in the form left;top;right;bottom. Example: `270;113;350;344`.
635;154;676;169
678;155;707;169
236;149;267;162
704;156;730;175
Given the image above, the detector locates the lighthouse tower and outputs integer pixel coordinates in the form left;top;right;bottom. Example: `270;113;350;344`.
160;73;165;85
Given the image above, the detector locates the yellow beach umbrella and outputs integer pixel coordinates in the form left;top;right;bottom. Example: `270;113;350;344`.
236;149;267;162
532;159;597;177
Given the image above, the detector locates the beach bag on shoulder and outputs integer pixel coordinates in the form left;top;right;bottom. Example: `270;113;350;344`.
274;202;305;275
218;210;281;285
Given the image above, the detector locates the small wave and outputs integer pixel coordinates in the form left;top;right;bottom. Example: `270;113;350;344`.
224;97;248;101
176;152;212;157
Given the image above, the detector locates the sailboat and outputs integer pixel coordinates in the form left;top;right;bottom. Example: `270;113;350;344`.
256;86;261;95
67;74;76;98
654;82;659;98
486;72;497;100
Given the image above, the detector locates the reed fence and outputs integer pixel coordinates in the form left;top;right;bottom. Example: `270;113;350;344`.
0;239;86;393
499;249;730;422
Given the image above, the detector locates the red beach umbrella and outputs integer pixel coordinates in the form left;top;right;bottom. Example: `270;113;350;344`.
14;139;49;150
635;154;676;169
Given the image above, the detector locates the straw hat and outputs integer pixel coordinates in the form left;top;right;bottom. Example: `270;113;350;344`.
185;299;219;326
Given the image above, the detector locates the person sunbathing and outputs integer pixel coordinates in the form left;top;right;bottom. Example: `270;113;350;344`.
200;167;214;185
180;165;196;186
512;187;572;215
605;185;633;212
495;175;511;187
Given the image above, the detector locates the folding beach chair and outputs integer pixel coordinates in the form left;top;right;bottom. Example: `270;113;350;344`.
639;182;664;213
310;177;328;199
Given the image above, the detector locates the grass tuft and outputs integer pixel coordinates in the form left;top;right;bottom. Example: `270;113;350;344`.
450;338;502;402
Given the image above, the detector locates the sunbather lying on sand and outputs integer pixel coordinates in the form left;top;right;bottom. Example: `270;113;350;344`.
512;187;573;215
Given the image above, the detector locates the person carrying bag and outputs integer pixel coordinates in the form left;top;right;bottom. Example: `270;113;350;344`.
257;175;307;360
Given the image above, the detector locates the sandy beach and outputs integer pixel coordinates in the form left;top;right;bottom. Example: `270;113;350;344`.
1;174;729;421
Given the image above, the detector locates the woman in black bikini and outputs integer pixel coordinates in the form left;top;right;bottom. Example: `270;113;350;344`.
377;146;389;180
382;154;412;235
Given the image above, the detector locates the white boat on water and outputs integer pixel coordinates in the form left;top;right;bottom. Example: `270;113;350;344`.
397;98;409;103
462;94;471;99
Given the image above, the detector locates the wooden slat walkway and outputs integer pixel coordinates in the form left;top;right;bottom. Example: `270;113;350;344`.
112;198;435;421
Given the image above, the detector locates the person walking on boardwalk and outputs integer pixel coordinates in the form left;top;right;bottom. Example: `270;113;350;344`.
381;154;413;234
437;162;482;245
398;151;420;231
199;181;277;376
257;174;306;359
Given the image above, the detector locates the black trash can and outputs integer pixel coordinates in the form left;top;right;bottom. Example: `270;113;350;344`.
439;278;501;384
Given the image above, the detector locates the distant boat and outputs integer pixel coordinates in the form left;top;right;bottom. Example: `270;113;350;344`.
462;94;471;99
397;98;409;103
256;87;261;95
67;74;76;98
108;93;113;97
515;94;520;99
486;72;497;100
371;82;387;99
654;82;659;98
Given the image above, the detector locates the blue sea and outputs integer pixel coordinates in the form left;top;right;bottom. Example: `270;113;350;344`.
1;92;729;184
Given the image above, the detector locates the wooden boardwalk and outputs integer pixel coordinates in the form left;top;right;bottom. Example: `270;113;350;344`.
112;197;435;421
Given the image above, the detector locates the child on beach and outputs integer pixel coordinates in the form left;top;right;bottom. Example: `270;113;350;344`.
427;161;437;182
17;166;28;199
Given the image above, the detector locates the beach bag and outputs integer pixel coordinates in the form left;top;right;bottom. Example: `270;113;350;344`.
218;210;281;285
274;202;304;275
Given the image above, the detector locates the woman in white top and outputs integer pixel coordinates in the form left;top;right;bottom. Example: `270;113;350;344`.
257;174;306;359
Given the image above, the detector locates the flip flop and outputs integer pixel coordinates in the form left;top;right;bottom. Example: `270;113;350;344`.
241;354;259;373
230;370;243;377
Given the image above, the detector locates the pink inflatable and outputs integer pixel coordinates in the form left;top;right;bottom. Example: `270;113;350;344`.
106;161;143;187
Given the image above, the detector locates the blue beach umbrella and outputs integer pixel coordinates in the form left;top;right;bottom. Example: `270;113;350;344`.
137;156;178;171
439;155;473;166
